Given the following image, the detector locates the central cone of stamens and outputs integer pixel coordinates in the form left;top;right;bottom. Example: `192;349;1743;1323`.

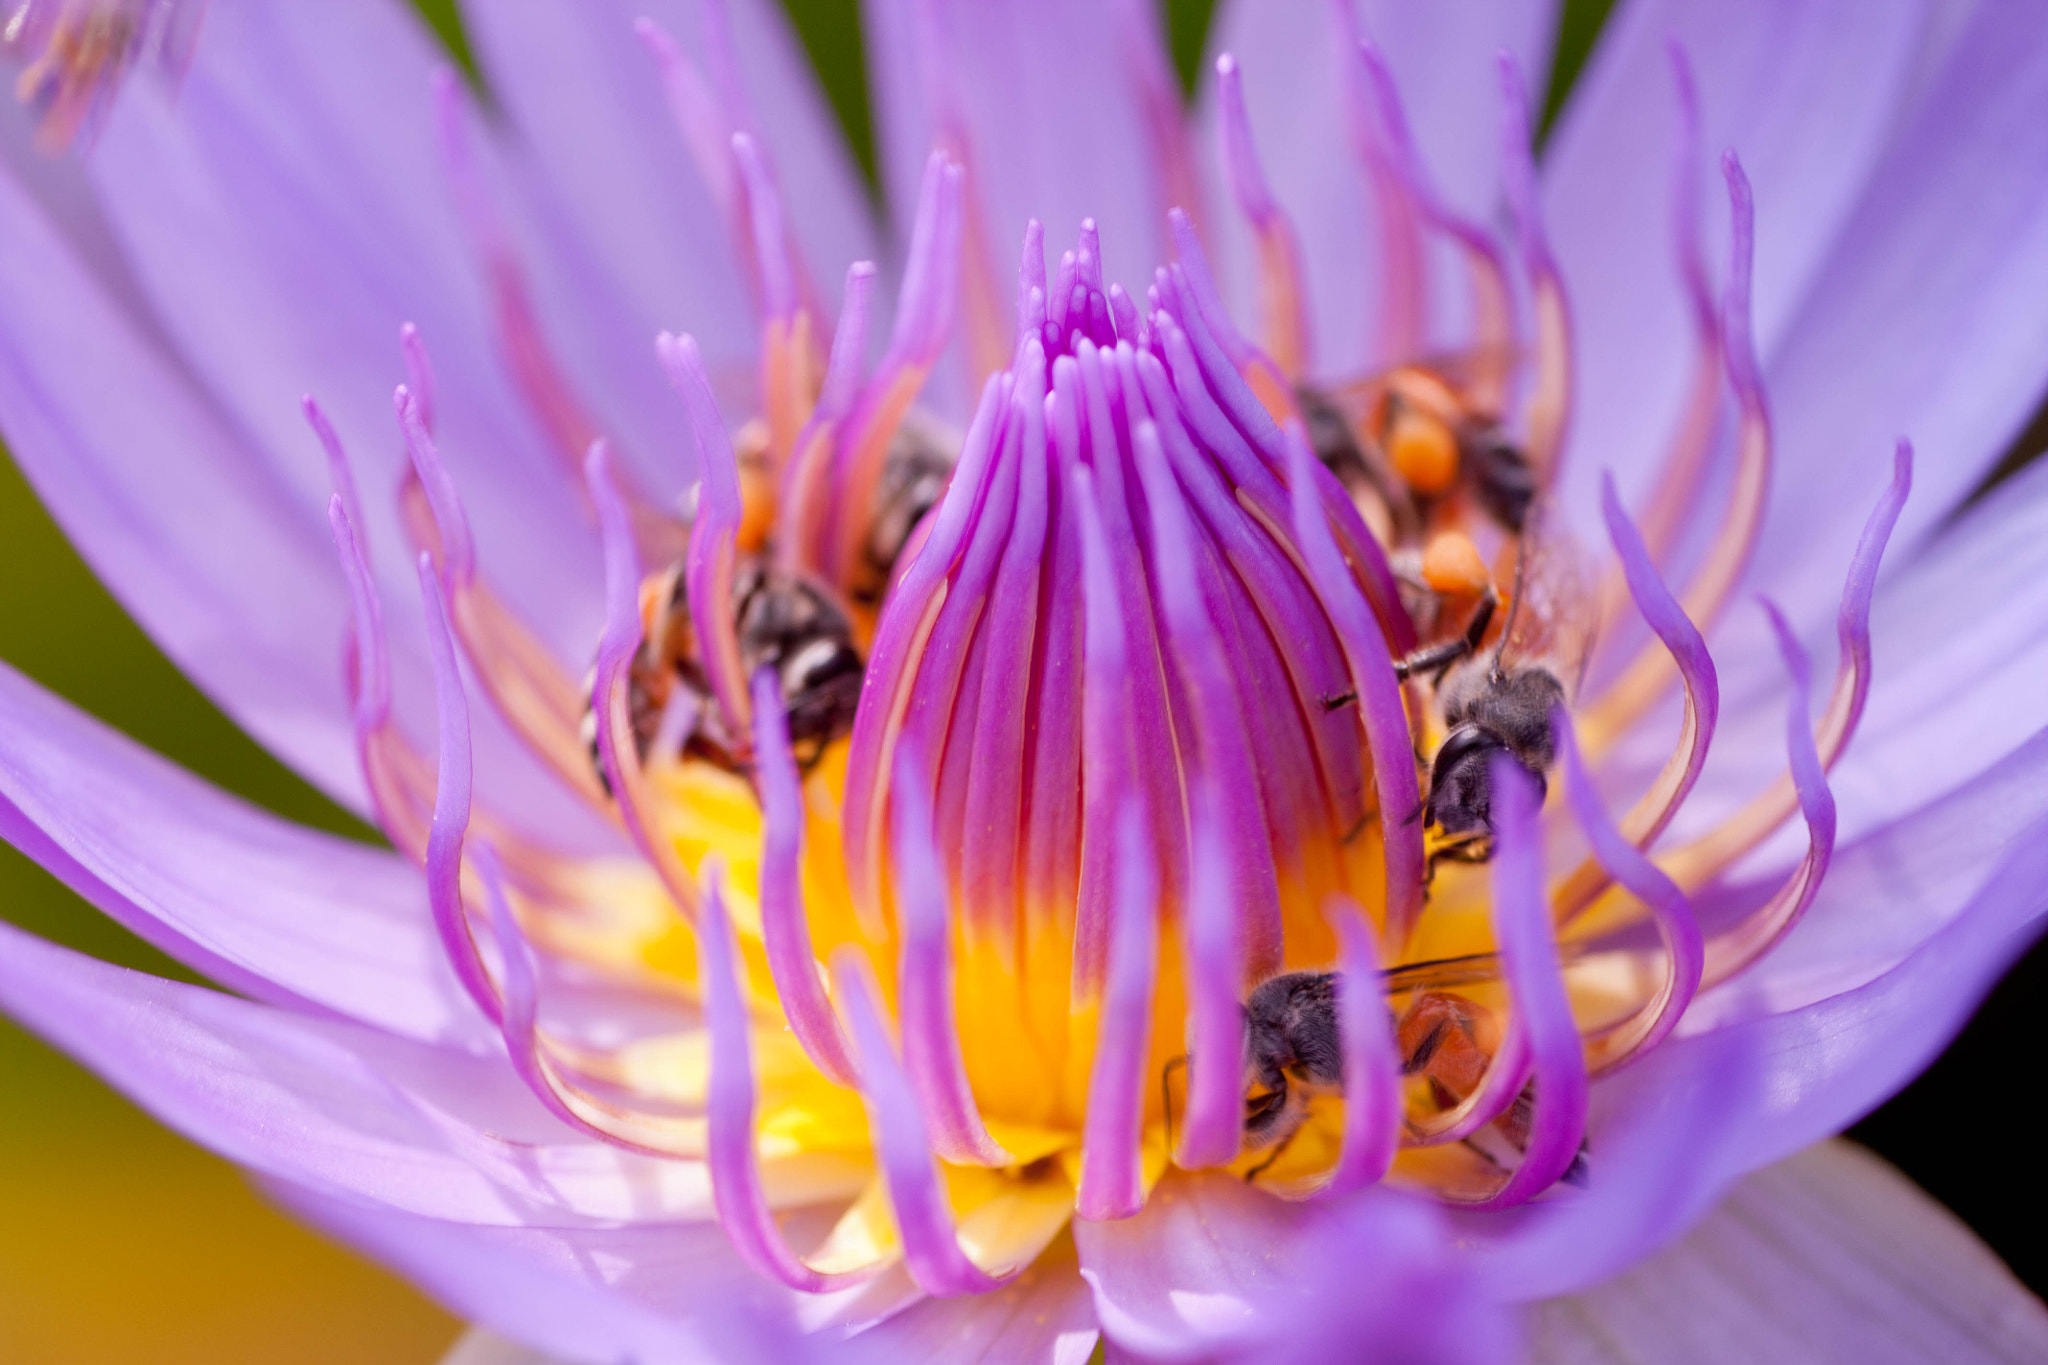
834;223;1414;1150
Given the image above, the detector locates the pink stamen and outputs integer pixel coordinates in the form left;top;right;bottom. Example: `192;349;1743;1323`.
1129;414;1284;957
659;331;752;740
732;132;798;324
1588;152;1767;737
832;948;1013;1295
585;442;701;919
699;861;879;1290
1555;716;1702;1073
1314;894;1401;1198
1112;0;1201;266
635;18;738;222
1461;757;1588;1209
1613;47;1723;585
1077;807;1161;1222
892;744;1013;1166
1497;56;1572;484
1552;475;1720;924
778;261;878;581
325;494;434;862
1661;448;1909;885
1699;602;1838;987
399;321;439;436
398;385;475;586
750;671;860;1088
416;550;501;1026
1172;786;1252;1170
1331;4;1426;365
398;380;603;808
1354;39;1515;412
1215;52;1312;385
826;155;963;590
842;370;1014;929
1284;423;1424;953
954;354;1054;946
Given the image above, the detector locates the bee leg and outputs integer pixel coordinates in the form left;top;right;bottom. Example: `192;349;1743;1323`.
1320;688;1359;712
1243;1126;1301;1185
1393;587;1499;683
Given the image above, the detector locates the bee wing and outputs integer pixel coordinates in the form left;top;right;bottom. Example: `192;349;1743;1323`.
1499;501;1599;698
1317;344;1527;420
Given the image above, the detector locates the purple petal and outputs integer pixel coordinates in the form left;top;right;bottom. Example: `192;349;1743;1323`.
0;662;485;1048
1546;0;1930;533
0;157;359;804
1495;807;2048;1300
0;918;716;1227
861;0;1182;379
1073;1172;1312;1360
1228;1189;1518;1365
464;0;875;379
1199;0;1557;375
856;1235;1099;1365
85;0;607;659
272;1179;770;1365
1527;1142;2048;1365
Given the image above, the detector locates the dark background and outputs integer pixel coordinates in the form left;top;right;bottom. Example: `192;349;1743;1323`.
0;1;2038;1358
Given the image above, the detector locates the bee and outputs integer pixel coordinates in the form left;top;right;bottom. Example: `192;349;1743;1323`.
1169;951;1585;1185
847;410;959;609
583;557;864;782
1300;361;1536;543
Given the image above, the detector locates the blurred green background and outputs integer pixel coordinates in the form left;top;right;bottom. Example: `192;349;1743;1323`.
5;0;2038;1360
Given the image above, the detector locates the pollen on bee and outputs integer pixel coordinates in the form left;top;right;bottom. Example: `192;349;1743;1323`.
1387;407;1460;495
1420;530;1492;599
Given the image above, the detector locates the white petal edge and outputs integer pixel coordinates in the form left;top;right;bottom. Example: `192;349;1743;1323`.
1528;1140;2048;1365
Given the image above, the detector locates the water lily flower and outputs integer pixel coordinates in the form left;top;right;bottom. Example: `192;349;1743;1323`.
5;1;2048;1362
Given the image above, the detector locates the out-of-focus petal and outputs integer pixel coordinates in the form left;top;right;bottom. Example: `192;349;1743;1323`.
1527;1142;2048;1365
1547;0;1931;522
856;1233;1099;1365
1228;1188;1518;1365
440;1332;561;1365
1198;0;1557;375
0;154;360;805
85;0;606;663
462;0;876;407
0;662;487;1049
274;1180;720;1365
1555;0;2048;635
0;919;724;1226
861;0;1178;401
1071;1172;1310;1360
1736;0;2048;627
291;1178;928;1365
